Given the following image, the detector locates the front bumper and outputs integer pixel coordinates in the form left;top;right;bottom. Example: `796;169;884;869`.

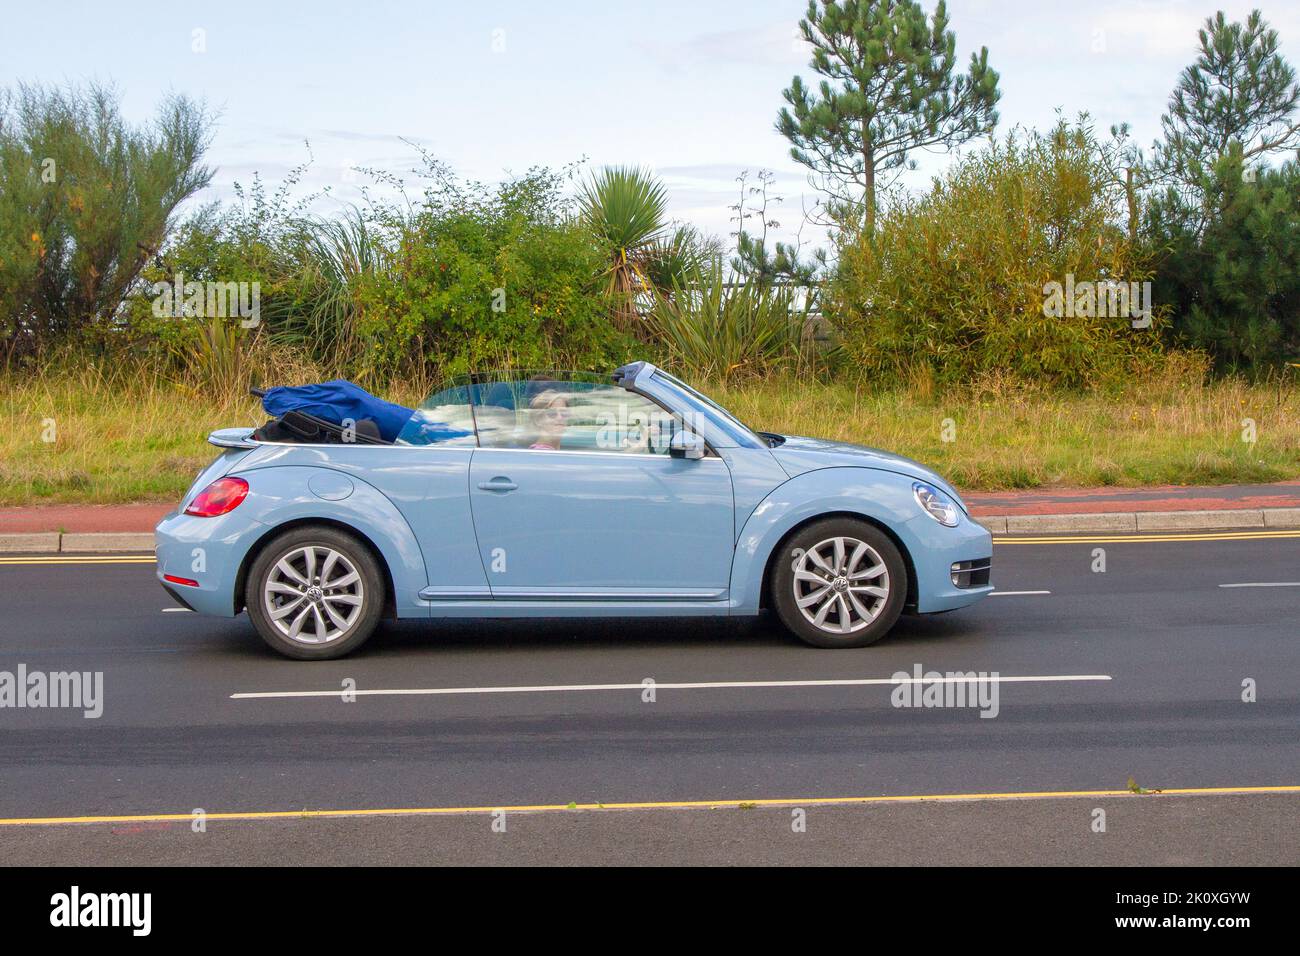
902;512;994;612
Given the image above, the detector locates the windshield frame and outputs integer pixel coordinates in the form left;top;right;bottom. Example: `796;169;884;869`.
647;370;767;450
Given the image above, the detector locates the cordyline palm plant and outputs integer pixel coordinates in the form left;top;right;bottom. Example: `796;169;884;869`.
643;224;718;298
276;206;392;359
647;260;816;381
577;166;668;328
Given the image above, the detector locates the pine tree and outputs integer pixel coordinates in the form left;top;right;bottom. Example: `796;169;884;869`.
1158;9;1300;192
775;0;999;234
1149;151;1300;373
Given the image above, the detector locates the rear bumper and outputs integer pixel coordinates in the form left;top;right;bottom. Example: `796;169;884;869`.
155;509;266;617
159;579;198;612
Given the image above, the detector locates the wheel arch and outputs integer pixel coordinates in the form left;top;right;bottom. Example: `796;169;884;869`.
234;517;398;620
758;510;918;613
730;467;926;615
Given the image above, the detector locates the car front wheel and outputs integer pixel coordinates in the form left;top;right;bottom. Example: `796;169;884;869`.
245;526;384;660
771;518;906;648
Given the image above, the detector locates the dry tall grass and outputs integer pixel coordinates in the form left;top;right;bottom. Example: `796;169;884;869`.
3;355;1297;505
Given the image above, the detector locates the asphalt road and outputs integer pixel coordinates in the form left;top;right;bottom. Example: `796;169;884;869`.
1;529;1297;865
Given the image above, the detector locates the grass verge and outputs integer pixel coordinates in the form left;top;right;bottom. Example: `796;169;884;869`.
2;364;1298;505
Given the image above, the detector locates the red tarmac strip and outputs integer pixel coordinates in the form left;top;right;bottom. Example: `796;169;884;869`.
962;480;1300;516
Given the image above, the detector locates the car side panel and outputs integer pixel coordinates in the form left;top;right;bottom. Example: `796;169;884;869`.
467;448;735;596
729;466;993;615
236;444;489;603
158;458;433;617
717;446;792;541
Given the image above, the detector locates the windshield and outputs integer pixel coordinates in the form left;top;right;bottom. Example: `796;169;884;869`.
650;370;766;449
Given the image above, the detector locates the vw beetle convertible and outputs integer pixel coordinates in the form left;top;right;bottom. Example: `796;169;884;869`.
156;362;992;659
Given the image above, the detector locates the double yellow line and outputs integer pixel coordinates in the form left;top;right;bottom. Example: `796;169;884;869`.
2;785;1297;827
0;554;155;565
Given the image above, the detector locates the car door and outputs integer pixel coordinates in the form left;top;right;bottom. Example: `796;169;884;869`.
381;386;492;600
467;379;735;602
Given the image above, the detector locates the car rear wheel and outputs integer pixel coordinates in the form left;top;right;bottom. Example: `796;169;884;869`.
771;518;906;648
245;526;384;660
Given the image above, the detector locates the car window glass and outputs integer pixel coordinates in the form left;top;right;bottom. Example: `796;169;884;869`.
394;385;479;446
473;375;678;454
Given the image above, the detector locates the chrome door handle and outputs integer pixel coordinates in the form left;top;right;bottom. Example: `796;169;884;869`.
477;477;518;492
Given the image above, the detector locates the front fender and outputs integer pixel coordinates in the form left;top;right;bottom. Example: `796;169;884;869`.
729;466;992;614
230;466;430;615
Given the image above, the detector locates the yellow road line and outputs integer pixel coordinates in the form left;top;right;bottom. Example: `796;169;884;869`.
994;530;1300;545
2;785;1297;827
0;555;155;565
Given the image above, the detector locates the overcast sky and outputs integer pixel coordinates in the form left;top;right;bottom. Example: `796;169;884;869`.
6;0;1300;253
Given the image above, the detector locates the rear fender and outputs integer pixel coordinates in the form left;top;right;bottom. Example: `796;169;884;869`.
231;466;429;615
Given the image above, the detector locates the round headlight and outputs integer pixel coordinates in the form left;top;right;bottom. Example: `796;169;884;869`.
913;481;960;527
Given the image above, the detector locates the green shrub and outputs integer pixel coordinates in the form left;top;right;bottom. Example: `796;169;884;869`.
829;122;1166;388
1147;151;1300;374
354;167;634;377
0;82;212;366
126;162;633;383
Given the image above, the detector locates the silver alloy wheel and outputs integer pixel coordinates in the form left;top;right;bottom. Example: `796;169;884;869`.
262;545;365;645
792;535;890;634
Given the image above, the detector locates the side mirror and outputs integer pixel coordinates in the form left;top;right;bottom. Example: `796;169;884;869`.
669;431;706;460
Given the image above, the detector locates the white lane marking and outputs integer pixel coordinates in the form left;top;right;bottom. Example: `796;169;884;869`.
1218;582;1300;588
991;590;1052;596
161;607;193;613
231;674;1111;700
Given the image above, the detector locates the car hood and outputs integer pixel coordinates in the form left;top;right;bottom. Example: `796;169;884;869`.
768;435;969;513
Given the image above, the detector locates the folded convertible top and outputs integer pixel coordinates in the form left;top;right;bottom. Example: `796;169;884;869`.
259;380;415;443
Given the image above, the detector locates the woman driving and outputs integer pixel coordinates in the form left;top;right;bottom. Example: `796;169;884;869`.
527;388;570;450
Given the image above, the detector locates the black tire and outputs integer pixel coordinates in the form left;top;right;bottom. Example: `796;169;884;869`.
770;517;907;648
244;525;385;660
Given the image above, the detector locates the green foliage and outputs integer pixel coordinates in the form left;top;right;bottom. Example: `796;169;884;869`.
727;169;824;290
1157;9;1300;191
126;159;635;382
777;0;1000;231
175;316;253;397
578;165;667;256
354;166;634;377
1147;152;1300;373
272;207;389;357
646;261;820;382
577;165;670;326
0;82;213;365
123;165;316;370
830;123;1165;388
733;231;821;289
643;224;719;296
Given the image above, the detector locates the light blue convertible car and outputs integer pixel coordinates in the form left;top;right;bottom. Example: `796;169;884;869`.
156;362;992;659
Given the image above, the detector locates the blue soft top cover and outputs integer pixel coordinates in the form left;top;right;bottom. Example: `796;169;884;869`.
261;380;415;443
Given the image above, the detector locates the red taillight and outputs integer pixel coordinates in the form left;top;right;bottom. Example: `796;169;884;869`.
185;476;249;517
163;574;200;587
